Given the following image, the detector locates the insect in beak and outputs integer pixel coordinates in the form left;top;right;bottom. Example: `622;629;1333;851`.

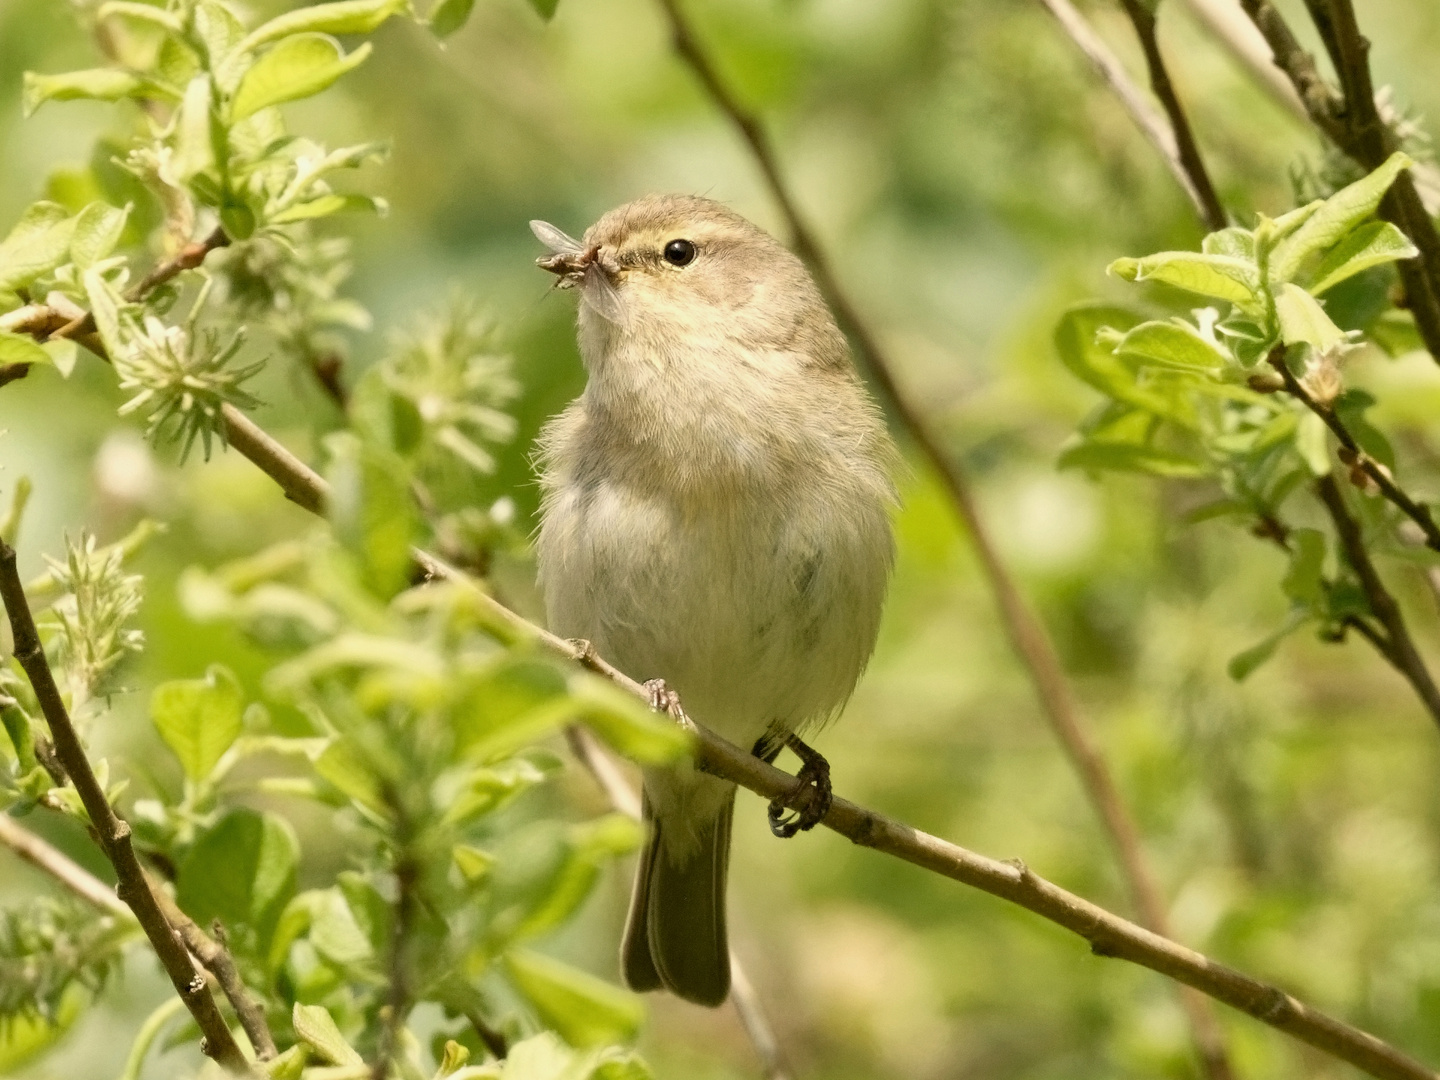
530;219;628;327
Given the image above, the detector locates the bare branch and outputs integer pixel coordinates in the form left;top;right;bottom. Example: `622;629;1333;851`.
1266;349;1440;551
1031;0;1220;229
0;540;253;1074
1116;0;1229;231
1313;475;1440;733
651;2;1237;1076
1178;0;1309;123
0;812;132;919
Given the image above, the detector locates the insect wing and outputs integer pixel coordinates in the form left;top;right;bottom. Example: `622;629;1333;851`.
582;262;628;327
529;219;584;255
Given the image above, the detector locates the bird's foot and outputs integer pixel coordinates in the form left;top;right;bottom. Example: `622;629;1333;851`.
766;733;832;839
643;678;687;722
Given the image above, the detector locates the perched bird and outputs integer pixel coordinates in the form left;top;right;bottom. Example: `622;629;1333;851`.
531;195;896;1007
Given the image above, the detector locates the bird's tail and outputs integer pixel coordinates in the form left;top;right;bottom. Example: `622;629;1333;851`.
621;786;734;1007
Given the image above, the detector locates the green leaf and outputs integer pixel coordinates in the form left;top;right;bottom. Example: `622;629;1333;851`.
1201;227;1254;260
312;737;388;815
308;886;375;966
1307;220;1418;295
452;657;568;754
1228;609;1310;681
1281;528;1326;607
22;69;144;117
150;664;244;782
1109;252;1260;306
1114;319;1228;373
509;815;644;942
1295;411;1331;476
95;2;186;33
453;843;494;883
238;0;412;53
506;950;644;1048
428;0;476;37
230;35;373;122
0;332;51;369
1058;440;1209;478
176;809;299;943
1274;283;1348;354
292;1003;363;1066
267;193;388;223
1270;152;1414;282
172;75;217;181
528;0;561;19
0;202;77;293
69;202;129;269
324;432;420;598
1334;389;1396;469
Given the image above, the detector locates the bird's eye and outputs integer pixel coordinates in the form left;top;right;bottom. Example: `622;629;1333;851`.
662;239;697;266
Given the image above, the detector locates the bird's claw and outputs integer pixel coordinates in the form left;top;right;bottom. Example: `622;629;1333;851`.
767;736;832;838
643;678;685;721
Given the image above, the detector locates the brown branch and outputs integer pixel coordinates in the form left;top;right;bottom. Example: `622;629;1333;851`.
1031;0;1220;229
0;812;132;919
0;541;253;1074
565;727;793;1080
414;550;1437;1080
1236;0;1440;362
1266;350;1440;551
1313;475;1440;732
1117;0;1228;231
147;401;1439;1080
150;884;278;1061
653;2;1236;1077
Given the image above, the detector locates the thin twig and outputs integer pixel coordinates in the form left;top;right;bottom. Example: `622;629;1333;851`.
1313;475;1440;732
414;549;1438;1080
0;812;133;919
0;541;252;1074
565;728;794;1080
1031;0;1218;228
1116;0;1228;231
652;2;1237;1077
142;401;1439;1080
1266;350;1440;551
151;883;279;1061
1178;0;1309;124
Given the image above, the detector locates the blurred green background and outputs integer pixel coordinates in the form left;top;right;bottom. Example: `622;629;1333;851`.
5;0;1440;1077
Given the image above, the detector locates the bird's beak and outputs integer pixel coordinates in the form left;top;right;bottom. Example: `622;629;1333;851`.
537;250;589;278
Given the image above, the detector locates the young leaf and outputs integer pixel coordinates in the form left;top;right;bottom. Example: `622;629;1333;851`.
429;0;476;37
1295;411;1331;476
1273;283;1347;354
1058;440;1209;478
569;676;693;763
1269;152;1414;282
1333;389;1396;469
505;950;645;1048
1228;609;1309;681
68;202;129;269
172;75;217;181
1114;320;1228;373
292;1003;364;1066
151;664;244;782
1109;252;1259;306
1201;227;1254;260
529;0;561;19
267;193;388;224
95;1;185;33
0;333;50;369
176;809;299;943
237;0;413;54
0;203;78;293
324;432;420;598
1281;528;1326;607
230;35;373;121
22;70;145;117
1307;220;1418;295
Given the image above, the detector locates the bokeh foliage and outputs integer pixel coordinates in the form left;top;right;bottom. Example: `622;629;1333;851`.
4;0;1440;1078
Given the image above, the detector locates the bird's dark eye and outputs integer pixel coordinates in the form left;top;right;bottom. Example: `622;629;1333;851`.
663;239;697;266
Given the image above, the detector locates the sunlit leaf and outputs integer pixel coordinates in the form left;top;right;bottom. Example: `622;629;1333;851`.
22;69;144;117
1273;283;1348;354
268;193;388;224
95;2;186;33
173;75;217;181
293;1002;363;1066
238;0;413;53
150;663;244;782
1109;251;1259;306
230;35;373;121
68;202;129;269
1308;220;1418;295
1201;227;1254;260
569;676;693;763
324;432;420;598
0;333;50;369
1269;152;1414;282
506;950;644;1048
0;202;77;293
1114;319;1228;373
1058;440;1209;478
1295;410;1331;476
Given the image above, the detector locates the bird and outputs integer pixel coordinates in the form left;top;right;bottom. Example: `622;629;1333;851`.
531;194;896;1007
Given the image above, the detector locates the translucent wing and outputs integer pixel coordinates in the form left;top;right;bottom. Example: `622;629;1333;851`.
581;262;628;327
530;219;584;255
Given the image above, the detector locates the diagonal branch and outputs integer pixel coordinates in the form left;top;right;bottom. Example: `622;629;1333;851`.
1116;0;1228;231
653;1;1237;1077
154;395;1440;1080
0;540;253;1075
1265;351;1440;552
0;812;133;919
1033;0;1222;230
1313;474;1440;732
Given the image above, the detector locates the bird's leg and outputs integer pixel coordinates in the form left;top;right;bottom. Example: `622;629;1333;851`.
764;733;832;839
643;678;686;722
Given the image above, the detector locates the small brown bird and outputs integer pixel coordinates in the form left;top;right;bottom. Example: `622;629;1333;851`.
532;195;896;1006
